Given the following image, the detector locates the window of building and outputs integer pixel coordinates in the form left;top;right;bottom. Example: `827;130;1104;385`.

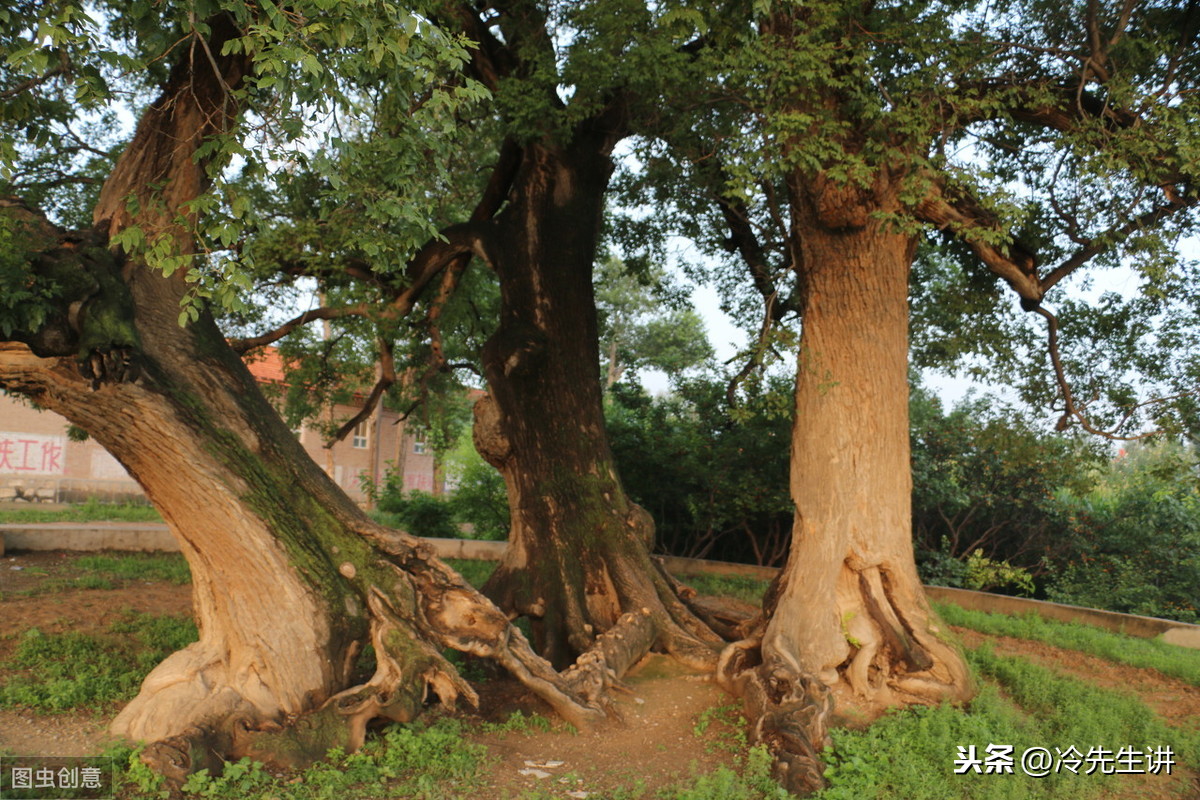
413;438;426;455
352;421;368;449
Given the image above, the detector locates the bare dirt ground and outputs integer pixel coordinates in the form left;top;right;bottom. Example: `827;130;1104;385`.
1;550;1196;799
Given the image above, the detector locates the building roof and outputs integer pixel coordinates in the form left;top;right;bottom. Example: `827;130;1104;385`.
243;347;289;385
241;346;488;408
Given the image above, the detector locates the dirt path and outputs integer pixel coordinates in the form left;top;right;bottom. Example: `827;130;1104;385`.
469;655;740;799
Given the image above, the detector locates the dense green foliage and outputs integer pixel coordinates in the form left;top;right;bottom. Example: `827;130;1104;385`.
595;257;713;387
606;377;793;566
0;614;197;712
440;435;510;541
368;487;461;540
910;386;1102;591
912;395;1200;622
364;438;509;541
1046;443;1200;622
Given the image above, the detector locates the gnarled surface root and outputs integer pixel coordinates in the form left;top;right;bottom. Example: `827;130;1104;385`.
717;637;834;796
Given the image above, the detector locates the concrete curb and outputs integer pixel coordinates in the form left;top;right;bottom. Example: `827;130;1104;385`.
4;525;1198;650
922;585;1200;649
0;522;178;554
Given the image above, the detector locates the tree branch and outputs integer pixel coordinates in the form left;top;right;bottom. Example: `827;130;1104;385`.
387;221;490;315
1033;305;1183;441
326;337;397;447
229;304;371;353
1039;191;1199;292
914;181;1044;307
0;64;69;99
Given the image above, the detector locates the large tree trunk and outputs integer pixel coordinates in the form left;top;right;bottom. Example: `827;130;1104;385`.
473;132;724;675
719;177;973;795
0;18;600;780
0;299;599;775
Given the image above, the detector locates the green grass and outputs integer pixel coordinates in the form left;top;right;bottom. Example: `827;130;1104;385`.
74;553;191;585
445;557;498;589
117;717;487;800
815;648;1199;800
112;723;790;800
0;499;161;524
680;572;770;604
936;602;1200;686
0;613;197;712
1;553;191;598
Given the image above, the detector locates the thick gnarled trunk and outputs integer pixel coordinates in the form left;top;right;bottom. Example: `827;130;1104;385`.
0;253;602;776
720;180;973;795
474;136;723;675
0;16;602;779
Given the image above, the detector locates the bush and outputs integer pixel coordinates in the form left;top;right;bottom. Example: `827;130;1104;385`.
605;377;794;566
443;444;509;541
910;386;1101;589
1045;441;1200;623
377;490;460;539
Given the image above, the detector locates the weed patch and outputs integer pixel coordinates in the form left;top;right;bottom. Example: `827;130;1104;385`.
478;710;555;735
0;613;197;712
650;747;789;800
814;648;1198;800
937;603;1200;686
693;702;750;754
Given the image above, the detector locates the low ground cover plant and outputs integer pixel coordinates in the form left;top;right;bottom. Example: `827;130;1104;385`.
937;603;1200;686
0;613;197;712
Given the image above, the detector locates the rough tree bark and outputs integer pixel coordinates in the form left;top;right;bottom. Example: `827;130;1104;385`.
471;128;726;675
0;17;601;780
718;176;973;795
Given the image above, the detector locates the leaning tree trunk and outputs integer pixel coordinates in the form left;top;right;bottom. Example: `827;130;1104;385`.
0;18;600;780
719;178;973;795
473;132;726;677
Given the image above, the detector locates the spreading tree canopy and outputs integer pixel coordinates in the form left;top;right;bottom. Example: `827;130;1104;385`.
3;0;1199;796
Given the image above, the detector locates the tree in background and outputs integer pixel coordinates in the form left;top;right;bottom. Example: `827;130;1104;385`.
595;256;713;389
434;1;740;673
1047;441;1200;623
606;377;794;566
909;384;1104;589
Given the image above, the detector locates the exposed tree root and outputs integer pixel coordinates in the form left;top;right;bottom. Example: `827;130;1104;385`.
129;527;616;782
364;525;611;728
717;637;834;796
717;560;973;796
656;562;761;641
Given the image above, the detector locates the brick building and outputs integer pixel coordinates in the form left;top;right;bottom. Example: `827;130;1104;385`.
0;348;441;505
